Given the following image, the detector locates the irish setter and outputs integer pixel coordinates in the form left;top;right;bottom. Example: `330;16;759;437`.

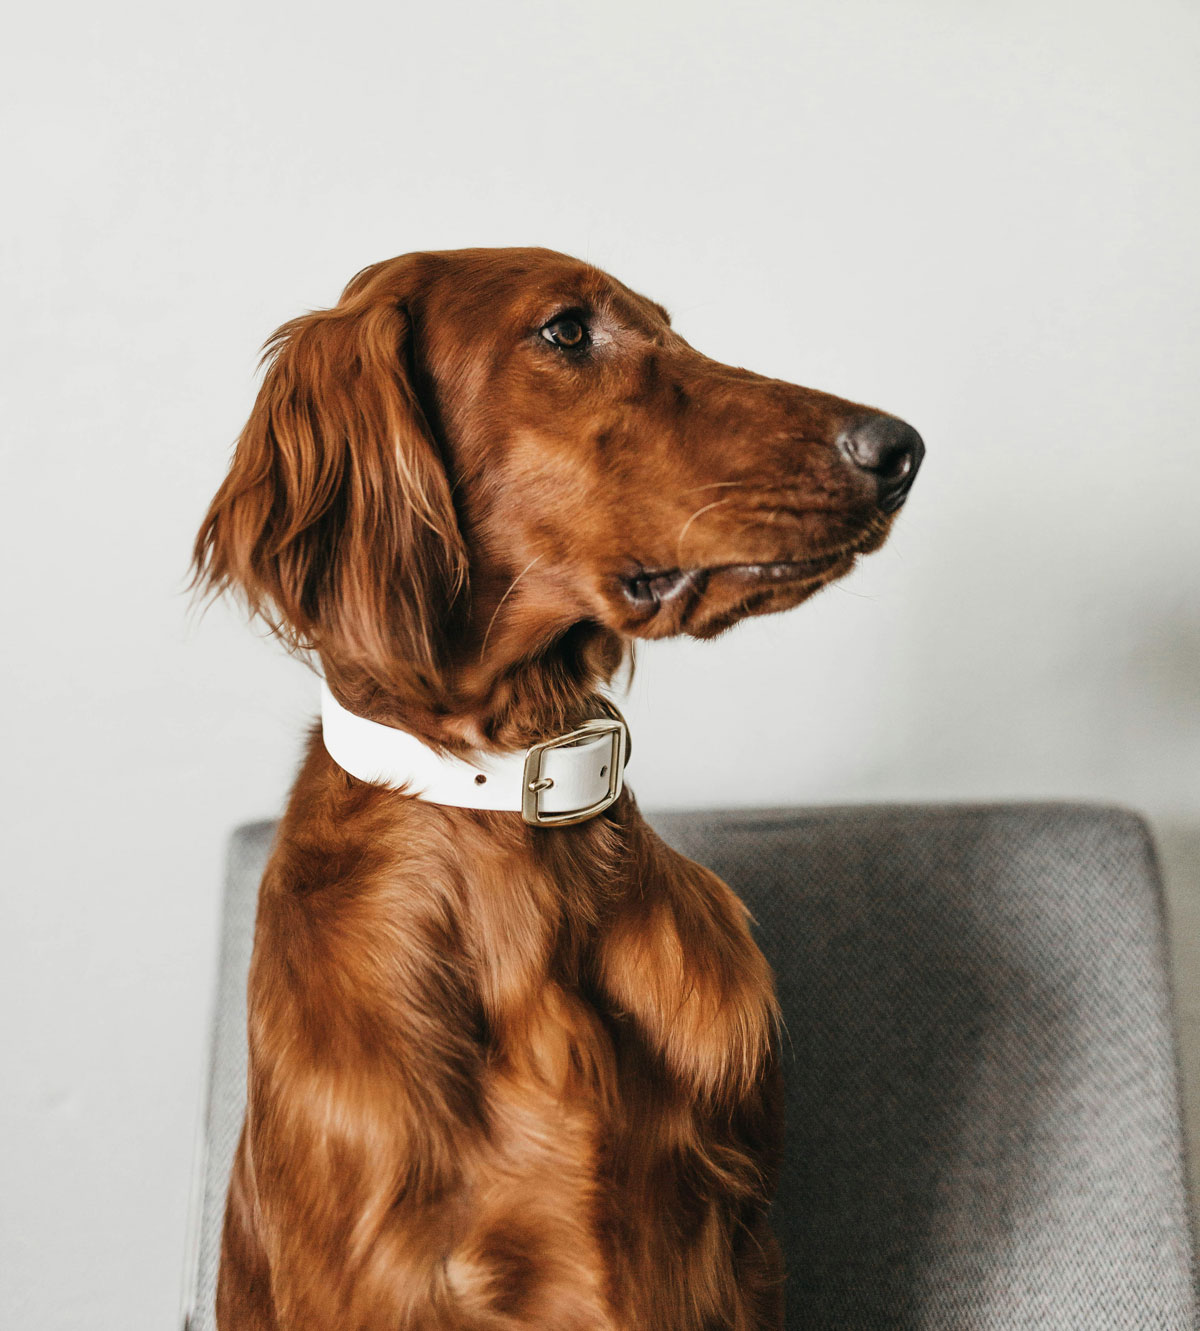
193;247;923;1330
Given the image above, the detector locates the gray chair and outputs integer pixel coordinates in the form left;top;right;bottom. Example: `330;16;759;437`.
184;804;1198;1329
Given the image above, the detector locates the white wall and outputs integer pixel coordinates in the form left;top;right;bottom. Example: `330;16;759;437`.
3;2;1198;1326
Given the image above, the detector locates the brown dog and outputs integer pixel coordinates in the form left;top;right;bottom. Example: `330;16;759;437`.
194;247;923;1330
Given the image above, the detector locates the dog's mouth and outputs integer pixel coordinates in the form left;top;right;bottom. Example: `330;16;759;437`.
609;513;894;638
620;552;850;612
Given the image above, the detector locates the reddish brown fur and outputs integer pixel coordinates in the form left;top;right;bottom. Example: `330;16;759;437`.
194;248;908;1329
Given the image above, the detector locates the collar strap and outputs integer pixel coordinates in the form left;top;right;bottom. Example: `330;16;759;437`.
320;683;628;827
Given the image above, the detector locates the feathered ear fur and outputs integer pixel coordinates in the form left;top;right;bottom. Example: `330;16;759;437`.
192;270;467;695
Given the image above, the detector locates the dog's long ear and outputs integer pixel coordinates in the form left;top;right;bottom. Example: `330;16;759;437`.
192;277;467;693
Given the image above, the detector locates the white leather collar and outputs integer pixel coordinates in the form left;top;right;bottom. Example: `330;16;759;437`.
320;683;628;826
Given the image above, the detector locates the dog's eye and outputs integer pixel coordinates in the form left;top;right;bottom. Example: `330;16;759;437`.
541;315;589;350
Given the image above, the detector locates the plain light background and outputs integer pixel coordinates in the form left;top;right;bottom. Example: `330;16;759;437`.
3;2;1198;1327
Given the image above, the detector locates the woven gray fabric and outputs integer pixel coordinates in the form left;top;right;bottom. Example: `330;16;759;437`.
185;804;1198;1330
187;820;273;1331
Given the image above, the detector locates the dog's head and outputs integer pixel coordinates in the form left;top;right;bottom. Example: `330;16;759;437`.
194;248;923;737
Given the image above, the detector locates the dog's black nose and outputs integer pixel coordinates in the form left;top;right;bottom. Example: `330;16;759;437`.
837;414;925;512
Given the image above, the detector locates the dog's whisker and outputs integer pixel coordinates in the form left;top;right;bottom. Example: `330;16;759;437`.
676;497;737;561
679;480;757;494
479;554;545;661
829;579;877;601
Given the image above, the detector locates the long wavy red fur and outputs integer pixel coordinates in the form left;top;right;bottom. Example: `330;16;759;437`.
194;247;897;1329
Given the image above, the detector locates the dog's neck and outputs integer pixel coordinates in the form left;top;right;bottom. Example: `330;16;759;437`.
321;620;628;754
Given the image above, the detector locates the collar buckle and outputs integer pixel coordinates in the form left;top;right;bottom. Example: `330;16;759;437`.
520;719;627;827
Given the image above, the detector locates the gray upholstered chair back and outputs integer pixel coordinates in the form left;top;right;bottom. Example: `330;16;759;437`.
184;804;1198;1330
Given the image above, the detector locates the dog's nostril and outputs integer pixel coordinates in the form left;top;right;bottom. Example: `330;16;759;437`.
837;414;925;512
885;450;913;480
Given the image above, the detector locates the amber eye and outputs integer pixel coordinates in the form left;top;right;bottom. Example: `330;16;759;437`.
540;315;589;350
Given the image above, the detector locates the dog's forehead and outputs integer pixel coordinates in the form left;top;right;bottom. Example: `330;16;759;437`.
425;248;666;327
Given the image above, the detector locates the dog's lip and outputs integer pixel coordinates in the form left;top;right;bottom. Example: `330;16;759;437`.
620;553;850;607
713;554;849;582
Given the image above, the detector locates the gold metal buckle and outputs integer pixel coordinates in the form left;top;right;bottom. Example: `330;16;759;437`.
520;719;627;827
